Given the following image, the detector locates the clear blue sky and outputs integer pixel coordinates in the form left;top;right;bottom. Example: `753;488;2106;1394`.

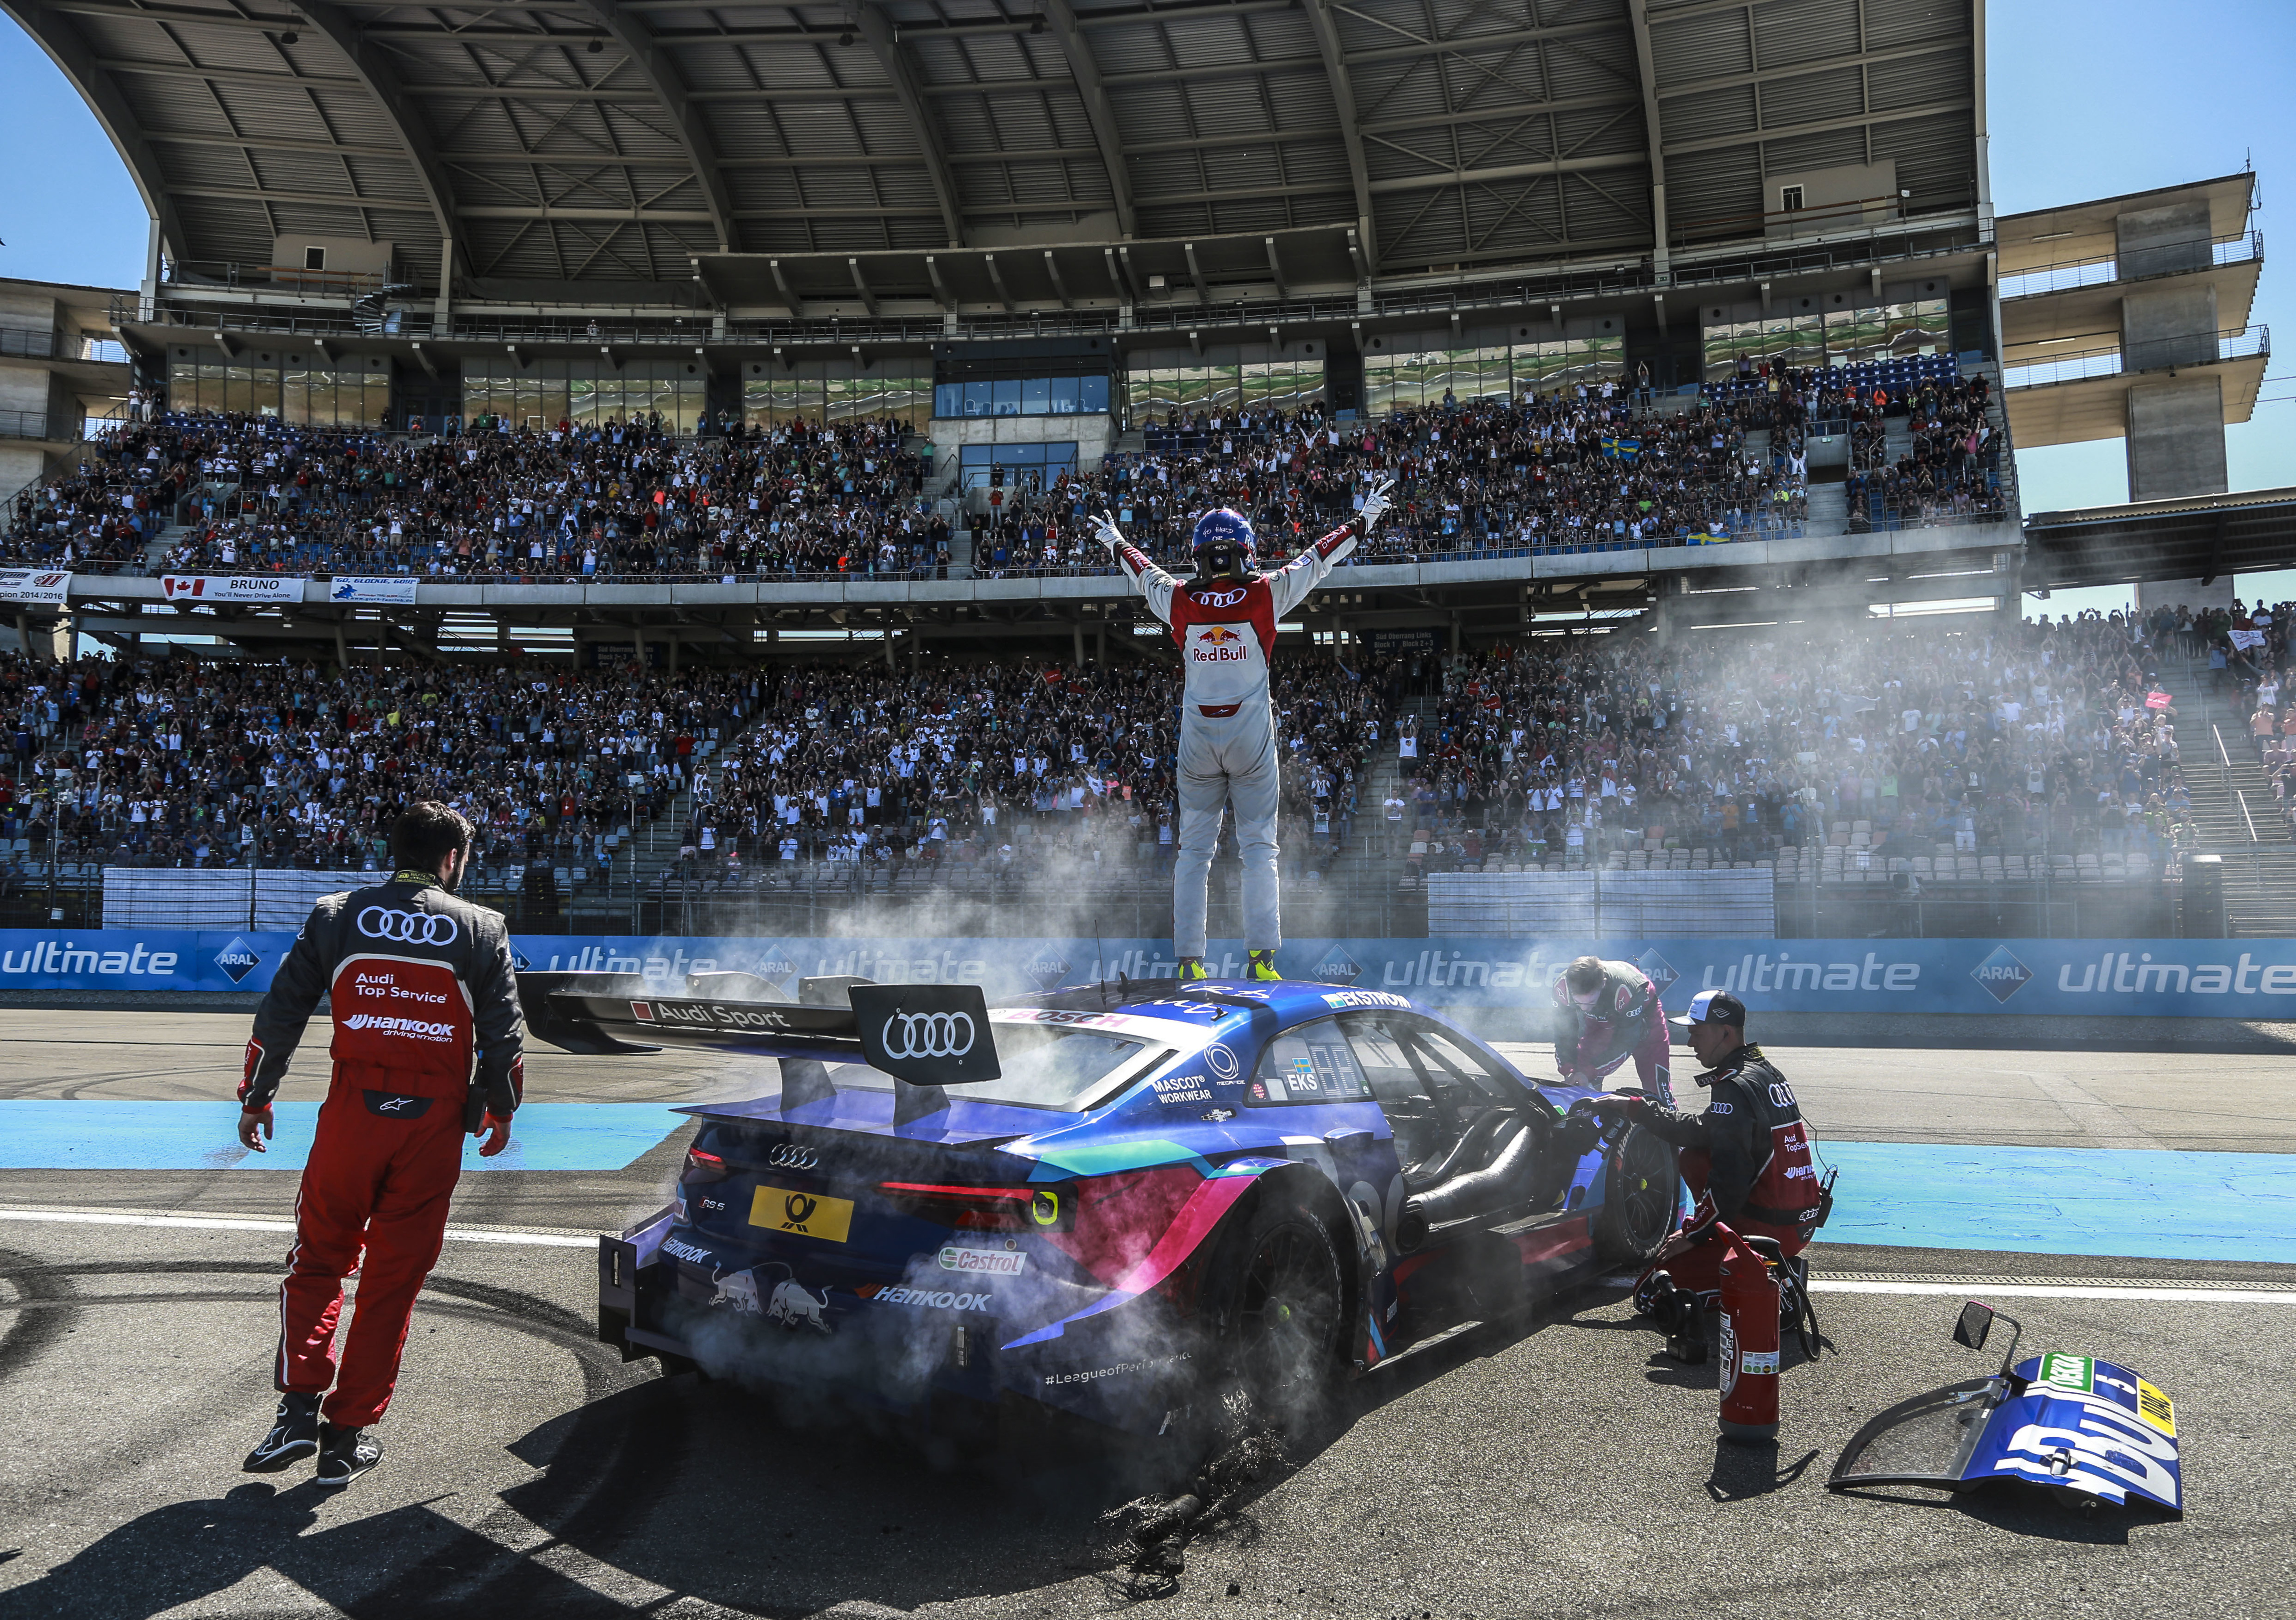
4;0;2291;604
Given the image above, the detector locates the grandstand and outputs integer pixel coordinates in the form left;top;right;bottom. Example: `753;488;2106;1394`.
0;0;2288;936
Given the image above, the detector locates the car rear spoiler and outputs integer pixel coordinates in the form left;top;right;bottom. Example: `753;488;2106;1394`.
516;970;1002;1122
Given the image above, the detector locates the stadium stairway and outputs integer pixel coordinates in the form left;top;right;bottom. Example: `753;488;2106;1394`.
143;521;189;573
1322;695;1439;888
1803;481;1848;533
2158;659;2290;847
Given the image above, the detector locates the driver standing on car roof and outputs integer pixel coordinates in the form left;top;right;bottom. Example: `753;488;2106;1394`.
1091;478;1393;984
233;801;526;1488
1552;954;1675;1106
1588;989;1822;1317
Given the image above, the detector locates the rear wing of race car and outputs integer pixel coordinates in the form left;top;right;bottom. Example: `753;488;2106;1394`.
517;969;1002;1122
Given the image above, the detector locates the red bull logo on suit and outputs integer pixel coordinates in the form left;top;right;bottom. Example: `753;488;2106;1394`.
1191;624;1250;661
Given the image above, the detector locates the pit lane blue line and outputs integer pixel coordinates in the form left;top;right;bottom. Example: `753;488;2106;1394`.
1816;1141;2296;1266
0;1101;684;1172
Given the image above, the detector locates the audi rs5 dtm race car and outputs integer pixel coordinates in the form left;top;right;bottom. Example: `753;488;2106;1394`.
526;970;1683;1442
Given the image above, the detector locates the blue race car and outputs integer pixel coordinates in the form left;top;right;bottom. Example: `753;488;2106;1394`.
530;971;1680;1443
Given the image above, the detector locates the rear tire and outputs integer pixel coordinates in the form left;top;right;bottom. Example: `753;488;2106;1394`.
1201;1196;1347;1435
1594;1123;1678;1265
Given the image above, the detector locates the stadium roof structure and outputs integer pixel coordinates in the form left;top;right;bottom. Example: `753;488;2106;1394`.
9;0;1987;315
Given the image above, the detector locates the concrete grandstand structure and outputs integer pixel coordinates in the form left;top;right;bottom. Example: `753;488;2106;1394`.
0;0;2048;660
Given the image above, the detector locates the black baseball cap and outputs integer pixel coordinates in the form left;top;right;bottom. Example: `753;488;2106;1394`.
1670;989;1746;1028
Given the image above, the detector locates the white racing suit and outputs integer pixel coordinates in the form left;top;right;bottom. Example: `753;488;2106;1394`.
1115;523;1359;958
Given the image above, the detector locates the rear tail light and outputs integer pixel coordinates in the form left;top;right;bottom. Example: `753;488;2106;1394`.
683;1147;729;1184
879;1181;1069;1232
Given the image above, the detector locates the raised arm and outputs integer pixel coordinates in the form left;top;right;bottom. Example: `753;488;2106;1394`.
1266;478;1393;617
1091;512;1178;625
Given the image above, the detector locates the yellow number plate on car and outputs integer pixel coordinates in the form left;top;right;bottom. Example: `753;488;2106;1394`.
749;1183;854;1243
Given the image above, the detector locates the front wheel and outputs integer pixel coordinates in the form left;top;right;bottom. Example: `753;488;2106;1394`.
1202;1198;1347;1433
1593;1123;1679;1265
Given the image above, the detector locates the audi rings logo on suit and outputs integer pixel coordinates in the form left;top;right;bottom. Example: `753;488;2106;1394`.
882;1012;975;1059
356;908;459;946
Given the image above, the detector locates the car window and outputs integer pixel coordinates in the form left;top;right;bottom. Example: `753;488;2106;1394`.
1340;1021;1426;1110
825;1026;1165;1111
1340;1016;1446;1168
1247;1017;1371;1104
1409;1025;1520;1105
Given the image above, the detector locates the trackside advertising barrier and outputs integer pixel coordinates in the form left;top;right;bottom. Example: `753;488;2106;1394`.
2;930;2294;1018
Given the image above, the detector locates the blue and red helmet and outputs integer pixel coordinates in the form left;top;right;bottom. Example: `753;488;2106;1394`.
1191;508;1257;582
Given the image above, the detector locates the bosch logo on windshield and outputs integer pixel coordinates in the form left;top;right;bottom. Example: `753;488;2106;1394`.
357;907;458;946
882;1011;975;1060
767;1144;820;1171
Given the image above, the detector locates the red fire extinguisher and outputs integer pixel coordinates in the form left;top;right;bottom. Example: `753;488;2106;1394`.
1717;1234;1780;1441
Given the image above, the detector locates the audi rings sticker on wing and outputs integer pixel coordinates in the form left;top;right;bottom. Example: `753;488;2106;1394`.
850;984;1001;1082
767;1143;820;1171
356;907;459;946
882;1011;975;1060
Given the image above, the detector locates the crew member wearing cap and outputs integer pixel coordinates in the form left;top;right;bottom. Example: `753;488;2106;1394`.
1588;989;1822;1313
1552;954;1675;1107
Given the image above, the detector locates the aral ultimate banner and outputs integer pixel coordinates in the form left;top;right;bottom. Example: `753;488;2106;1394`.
0;929;2285;1018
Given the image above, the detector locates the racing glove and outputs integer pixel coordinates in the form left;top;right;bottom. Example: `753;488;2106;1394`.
1358;478;1397;533
1587;1094;1648;1121
1089;511;1126;558
473;1112;512;1158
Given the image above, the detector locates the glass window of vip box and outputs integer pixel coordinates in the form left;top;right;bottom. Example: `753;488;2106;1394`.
932;374;1109;418
1700;299;1949;378
957;441;1078;491
169;348;387;427
745;361;928;427
1122;362;1318;426
469;358;713;434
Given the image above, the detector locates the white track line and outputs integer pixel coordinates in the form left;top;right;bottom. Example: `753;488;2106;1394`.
0;1207;593;1248
5;1211;2289;1301
1809;1278;2296;1305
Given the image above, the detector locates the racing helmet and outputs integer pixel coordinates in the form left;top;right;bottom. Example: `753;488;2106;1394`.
1190;508;1257;583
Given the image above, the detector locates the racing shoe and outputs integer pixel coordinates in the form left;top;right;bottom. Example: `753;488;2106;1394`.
242;1392;321;1473
1247;949;1281;982
314;1423;383;1488
1176;957;1209;982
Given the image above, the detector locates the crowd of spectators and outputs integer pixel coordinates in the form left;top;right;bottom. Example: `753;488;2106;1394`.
1384;607;2190;876
2;422;183;567
979;389;1804;577
678;651;1400;886
0;639;1403;903
4;358;2009;587
4;410;942;581
0;648;742;879
2198;597;2296;835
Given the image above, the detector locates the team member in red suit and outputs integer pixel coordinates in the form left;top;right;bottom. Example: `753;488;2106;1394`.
1092;480;1392;981
236;801;525;1487
1553;954;1676;1106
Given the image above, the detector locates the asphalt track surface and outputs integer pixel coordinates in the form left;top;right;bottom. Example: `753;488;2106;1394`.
2;1011;2293;1620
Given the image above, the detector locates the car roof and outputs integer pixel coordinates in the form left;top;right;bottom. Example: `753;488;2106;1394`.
1011;977;1419;1028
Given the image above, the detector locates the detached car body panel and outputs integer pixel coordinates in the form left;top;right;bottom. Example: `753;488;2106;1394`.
551;975;1678;1439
